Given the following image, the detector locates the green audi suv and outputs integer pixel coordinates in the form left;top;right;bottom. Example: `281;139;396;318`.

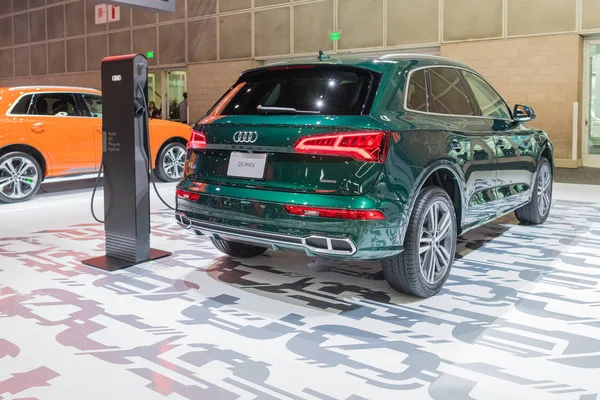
175;54;553;298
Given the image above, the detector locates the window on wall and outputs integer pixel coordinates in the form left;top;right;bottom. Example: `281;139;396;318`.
405;69;428;112
427;68;475;116
462;71;511;119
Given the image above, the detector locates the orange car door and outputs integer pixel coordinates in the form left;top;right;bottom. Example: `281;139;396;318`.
24;93;96;177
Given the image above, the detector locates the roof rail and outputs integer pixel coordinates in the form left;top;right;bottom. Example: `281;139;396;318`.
8;86;100;92
378;53;469;66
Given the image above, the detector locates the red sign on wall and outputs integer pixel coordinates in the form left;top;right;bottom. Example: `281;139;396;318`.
95;4;121;25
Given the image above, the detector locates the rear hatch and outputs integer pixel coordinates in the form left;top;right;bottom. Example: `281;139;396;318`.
186;65;388;196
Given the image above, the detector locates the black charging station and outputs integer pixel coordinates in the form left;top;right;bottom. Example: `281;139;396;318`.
83;54;171;271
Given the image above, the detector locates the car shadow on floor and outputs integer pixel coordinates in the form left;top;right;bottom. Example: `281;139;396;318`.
205;214;516;310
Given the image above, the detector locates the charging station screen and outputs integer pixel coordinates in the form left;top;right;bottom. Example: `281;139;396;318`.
106;0;175;12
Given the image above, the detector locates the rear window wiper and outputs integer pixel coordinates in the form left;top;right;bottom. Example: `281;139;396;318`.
257;105;320;115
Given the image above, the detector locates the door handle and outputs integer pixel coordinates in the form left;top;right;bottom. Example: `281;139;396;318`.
449;139;463;151
30;123;44;133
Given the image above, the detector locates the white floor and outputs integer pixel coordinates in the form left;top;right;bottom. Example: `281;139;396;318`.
0;181;599;399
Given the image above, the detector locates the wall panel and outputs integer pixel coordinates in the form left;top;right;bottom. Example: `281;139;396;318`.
188;0;216;17
388;0;438;46
188;17;217;62
338;0;383;50
29;9;46;43
13;12;28;45
219;12;251;59
507;0;576;36
12;0;26;13
65;1;84;37
109;31;131;56
14;46;29;77
219;0;251;13
47;5;65;40
0;48;13;78
255;7;290;57
0;0;11;15
294;0;333;54
66;38;86;72
444;0;503;41
581;0;600;30
47;40;65;74
159;23;186;64
86;34;107;71
0;15;12;47
30;43;46;75
256;0;289;7
133;27;157;65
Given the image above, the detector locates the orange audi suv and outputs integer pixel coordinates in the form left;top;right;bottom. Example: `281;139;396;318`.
0;86;191;203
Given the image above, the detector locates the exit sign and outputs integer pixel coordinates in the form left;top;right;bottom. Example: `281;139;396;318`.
330;31;341;41
146;51;154;59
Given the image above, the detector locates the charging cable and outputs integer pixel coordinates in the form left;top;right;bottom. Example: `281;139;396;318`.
89;84;177;224
90;157;104;223
136;84;176;211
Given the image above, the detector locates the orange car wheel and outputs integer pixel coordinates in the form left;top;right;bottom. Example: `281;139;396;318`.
155;142;187;182
0;151;43;203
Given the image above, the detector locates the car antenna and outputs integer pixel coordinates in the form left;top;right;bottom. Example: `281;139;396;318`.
318;50;330;61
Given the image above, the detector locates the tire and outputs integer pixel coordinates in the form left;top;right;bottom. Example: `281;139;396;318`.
0;151;43;204
515;157;552;225
155;142;187;182
382;186;457;298
210;237;268;258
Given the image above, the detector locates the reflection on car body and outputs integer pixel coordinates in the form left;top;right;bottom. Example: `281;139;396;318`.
175;54;554;298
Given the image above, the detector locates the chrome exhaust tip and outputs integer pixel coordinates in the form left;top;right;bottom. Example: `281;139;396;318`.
176;213;192;229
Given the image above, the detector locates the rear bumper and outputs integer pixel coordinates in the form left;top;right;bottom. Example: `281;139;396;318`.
176;212;358;256
175;186;405;260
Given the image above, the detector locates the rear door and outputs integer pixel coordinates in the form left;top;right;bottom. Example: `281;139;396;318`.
24;93;96;176
424;67;499;226
460;70;536;211
186;65;387;196
79;92;103;170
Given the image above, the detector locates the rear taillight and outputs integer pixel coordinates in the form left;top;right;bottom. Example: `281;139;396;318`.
187;129;206;150
293;131;388;162
176;189;200;202
284;205;385;220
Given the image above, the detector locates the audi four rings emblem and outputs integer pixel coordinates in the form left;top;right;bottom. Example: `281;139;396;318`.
233;131;258;143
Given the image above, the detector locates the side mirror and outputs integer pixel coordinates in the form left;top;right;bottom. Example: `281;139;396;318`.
514;104;536;122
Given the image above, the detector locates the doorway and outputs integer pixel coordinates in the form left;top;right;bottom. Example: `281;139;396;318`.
147;68;188;123
583;40;600;167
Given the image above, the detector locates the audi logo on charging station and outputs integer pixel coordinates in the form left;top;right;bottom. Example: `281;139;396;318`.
111;75;122;82
233;131;258;143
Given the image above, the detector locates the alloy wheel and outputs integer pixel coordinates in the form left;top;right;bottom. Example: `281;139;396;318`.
162;145;186;180
0;156;39;200
536;163;552;217
418;200;454;285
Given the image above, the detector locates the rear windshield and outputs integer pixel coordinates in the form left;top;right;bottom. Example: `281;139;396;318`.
221;66;376;116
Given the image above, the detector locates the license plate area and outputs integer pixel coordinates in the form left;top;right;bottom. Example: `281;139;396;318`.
227;152;267;180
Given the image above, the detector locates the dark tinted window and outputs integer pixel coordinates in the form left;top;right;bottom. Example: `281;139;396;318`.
221;67;375;116
32;93;80;116
10;94;33;115
406;69;428;112
462;71;511;119
428;68;475;116
82;94;103;118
